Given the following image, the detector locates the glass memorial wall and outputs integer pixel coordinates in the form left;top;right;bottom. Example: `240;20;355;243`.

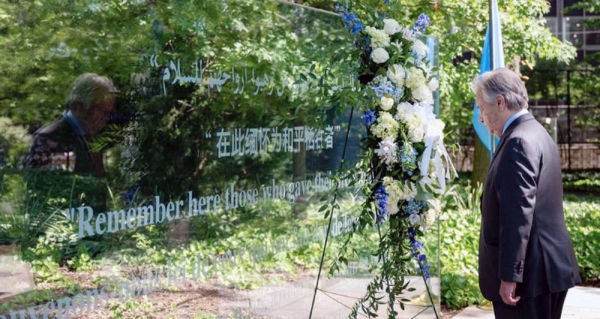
0;1;440;318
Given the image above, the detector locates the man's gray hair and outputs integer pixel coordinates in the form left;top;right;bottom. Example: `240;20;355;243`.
67;73;117;109
471;68;528;111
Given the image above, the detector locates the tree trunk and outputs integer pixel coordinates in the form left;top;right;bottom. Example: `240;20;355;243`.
292;119;307;218
471;136;490;190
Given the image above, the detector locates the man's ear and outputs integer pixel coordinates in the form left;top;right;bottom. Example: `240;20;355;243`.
496;95;507;111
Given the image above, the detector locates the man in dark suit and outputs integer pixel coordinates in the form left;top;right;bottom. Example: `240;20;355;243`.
473;68;580;318
28;73;117;178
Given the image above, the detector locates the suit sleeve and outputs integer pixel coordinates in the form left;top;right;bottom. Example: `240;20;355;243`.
495;137;539;283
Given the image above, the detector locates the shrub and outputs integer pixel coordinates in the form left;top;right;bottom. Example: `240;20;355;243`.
564;195;600;283
436;183;486;309
437;187;600;310
563;171;600;194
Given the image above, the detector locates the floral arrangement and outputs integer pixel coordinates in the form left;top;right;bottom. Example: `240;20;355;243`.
331;1;456;317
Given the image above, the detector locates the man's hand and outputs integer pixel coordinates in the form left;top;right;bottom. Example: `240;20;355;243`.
499;280;520;306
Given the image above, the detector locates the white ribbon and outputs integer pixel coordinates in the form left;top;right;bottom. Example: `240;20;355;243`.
419;120;457;193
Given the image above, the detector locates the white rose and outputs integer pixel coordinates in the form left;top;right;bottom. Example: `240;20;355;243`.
383;19;402;35
412;84;434;104
428;78;439;91
395;102;414;122
387;64;406;87
411;39;429;57
380;96;394;111
371;48;390;64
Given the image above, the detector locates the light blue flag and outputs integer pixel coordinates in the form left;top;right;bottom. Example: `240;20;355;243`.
473;0;504;157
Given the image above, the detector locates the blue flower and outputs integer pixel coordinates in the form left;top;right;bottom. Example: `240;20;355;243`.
408;227;417;237
369;76;404;101
408;227;431;280
400;145;418;176
351;20;364;34
336;3;364;35
406;199;425;215
364;35;371;53
413;13;430;33
375;185;389;223
385;0;390;3
361;109;377;127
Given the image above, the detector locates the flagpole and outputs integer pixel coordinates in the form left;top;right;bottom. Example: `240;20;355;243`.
489;0;496;158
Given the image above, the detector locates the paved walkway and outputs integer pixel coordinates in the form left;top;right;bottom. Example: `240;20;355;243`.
224;278;600;318
453;286;600;319
220;276;440;318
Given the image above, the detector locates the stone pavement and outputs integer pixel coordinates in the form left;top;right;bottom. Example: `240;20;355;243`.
220;276;442;318
222;278;600;318
453;286;600;319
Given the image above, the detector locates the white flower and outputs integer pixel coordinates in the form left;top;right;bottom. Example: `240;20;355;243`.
380;96;394;111
408;115;425;142
402;28;416;41
389;204;400;215
425;118;445;141
412;84;434;104
399;181;418;200
375;138;398;165
428;78;439;91
421;200;441;229
415;101;436;122
383;177;402;215
383;19;402;35
411;39;429;57
371;112;399;140
409;213;421;225
406;67;426;89
395;102;414;122
387;64;406;87
371;48;390;64
365;26;390;48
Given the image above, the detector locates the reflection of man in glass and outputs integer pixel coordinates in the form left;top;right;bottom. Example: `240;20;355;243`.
28;73;117;177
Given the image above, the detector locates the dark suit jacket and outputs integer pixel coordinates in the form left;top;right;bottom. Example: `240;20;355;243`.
28;115;105;177
479;113;581;302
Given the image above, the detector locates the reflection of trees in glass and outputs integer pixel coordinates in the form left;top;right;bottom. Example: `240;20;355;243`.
125;1;356;202
0;0;358;252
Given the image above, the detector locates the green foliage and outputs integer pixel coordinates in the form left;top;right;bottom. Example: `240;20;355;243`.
436;184;600;310
0;280;82;313
564;194;600;282
563;171;600;194
435;183;486;309
0;117;31;166
107;297;156;319
420;0;576;144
